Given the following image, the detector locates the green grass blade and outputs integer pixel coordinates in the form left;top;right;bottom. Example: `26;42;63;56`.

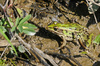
0;29;18;56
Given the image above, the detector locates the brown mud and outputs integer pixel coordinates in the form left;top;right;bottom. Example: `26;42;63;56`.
0;0;100;66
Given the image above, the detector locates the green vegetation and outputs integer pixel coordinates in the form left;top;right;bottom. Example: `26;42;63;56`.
0;59;7;66
11;14;37;35
93;34;100;44
0;14;37;56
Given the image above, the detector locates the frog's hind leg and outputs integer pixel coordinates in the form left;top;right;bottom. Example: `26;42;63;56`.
78;38;86;49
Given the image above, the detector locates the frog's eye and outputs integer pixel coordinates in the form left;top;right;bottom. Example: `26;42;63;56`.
54;27;57;31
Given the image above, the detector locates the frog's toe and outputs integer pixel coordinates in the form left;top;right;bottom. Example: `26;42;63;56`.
56;47;61;50
56;46;64;50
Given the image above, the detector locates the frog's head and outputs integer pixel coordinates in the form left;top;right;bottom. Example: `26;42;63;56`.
48;22;60;31
48;24;56;31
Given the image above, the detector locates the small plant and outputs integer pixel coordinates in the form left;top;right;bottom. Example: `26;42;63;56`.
11;14;37;35
0;14;37;55
0;18;13;33
93;34;100;44
18;45;26;53
0;59;7;66
0;20;17;55
11;14;37;53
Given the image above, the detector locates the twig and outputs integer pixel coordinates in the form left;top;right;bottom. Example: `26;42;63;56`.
0;0;9;9
30;48;50;66
0;40;19;47
15;33;57;66
0;0;13;27
15;34;31;49
4;0;9;9
45;52;82;66
86;0;100;32
0;4;4;9
0;45;8;59
4;11;13;27
33;47;58;66
88;0;100;6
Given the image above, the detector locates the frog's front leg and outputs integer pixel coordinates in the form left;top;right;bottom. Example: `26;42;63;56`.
57;36;66;49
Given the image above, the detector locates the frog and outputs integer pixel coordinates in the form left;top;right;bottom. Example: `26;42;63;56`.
47;22;90;49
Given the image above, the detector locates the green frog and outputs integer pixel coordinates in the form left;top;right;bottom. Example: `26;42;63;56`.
48;22;90;49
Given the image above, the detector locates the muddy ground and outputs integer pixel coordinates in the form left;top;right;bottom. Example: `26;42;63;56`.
0;0;100;66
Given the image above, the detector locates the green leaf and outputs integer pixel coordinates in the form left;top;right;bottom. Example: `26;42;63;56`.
20;23;37;35
0;59;6;64
22;23;37;29
0;26;7;33
18;25;23;32
9;17;14;26
19;15;31;25
0;18;13;27
1;18;5;25
16;7;23;17
0;21;3;25
0;29;18;56
93;34;100;44
4;17;14;27
23;29;36;35
0;18;7;26
18;45;25;53
15;17;20;26
15;17;23;26
11;26;16;32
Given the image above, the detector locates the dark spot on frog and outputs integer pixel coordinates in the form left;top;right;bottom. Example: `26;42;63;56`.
65;30;68;33
58;29;63;33
74;28;77;30
72;33;75;39
69;28;72;30
54;27;63;33
67;36;72;39
79;29;82;31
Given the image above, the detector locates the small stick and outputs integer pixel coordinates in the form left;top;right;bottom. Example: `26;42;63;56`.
45;52;82;66
86;0;100;32
0;35;16;59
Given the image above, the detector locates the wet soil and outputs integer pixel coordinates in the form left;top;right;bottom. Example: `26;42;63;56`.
0;0;100;66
